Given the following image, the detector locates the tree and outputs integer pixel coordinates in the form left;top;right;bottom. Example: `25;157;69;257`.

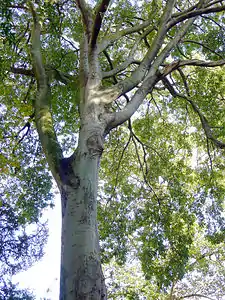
1;0;225;299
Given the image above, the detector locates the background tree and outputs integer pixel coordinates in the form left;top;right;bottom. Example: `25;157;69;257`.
1;0;225;299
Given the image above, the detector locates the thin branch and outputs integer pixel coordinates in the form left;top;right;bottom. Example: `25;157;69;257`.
17;122;31;144
206;138;213;172
182;39;224;59
98;19;153;52
202;15;225;30
181;294;215;300
102;50;132;111
61;35;79;50
162;77;225;149
129;123;161;205
172;0;204;17
102;25;154;79
204;0;225;9
103;50;117;84
177;68;190;96
176;44;191;59
102;56;140;79
8;4;28;10
109;134;132;202
91;0;111;47
23;78;35;103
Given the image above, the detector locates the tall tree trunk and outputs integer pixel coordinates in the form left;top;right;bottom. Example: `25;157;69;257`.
59;105;108;300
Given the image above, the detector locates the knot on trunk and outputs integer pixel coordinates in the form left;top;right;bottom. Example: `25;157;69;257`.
86;132;104;157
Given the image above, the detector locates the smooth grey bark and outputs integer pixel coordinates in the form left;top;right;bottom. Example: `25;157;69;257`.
59;101;110;300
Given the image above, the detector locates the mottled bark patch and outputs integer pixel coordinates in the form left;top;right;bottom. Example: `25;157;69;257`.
74;254;103;299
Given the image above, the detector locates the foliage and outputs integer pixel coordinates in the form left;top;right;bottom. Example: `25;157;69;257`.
1;0;225;299
0;280;35;300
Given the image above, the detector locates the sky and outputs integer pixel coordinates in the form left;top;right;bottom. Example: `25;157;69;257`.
12;192;61;300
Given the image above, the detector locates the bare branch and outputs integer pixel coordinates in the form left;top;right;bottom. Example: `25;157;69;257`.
61;35;80;50
90;0;111;47
108;6;197;129
8;4;28;10
204;0;225;8
102;60;140;79
114;0;176;93
28;1;63;182
17;122;31;144
173;1;202;17
109;134;132;200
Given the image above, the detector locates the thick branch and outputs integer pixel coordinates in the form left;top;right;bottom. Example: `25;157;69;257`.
163;77;225;149
102;59;140;79
162;59;225;76
102;26;154;79
169;4;225;28
102;45;140;79
118;13;193;96
10;66;75;85
28;1;63;183
173;0;203;17
117;0;176;94
107;2;195;129
108;71;160;129
10;67;34;77
90;0;111;47
75;0;93;38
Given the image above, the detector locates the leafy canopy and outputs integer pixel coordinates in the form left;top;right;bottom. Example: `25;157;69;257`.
1;0;225;298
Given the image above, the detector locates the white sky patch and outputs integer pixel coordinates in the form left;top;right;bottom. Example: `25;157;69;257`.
12;192;61;300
